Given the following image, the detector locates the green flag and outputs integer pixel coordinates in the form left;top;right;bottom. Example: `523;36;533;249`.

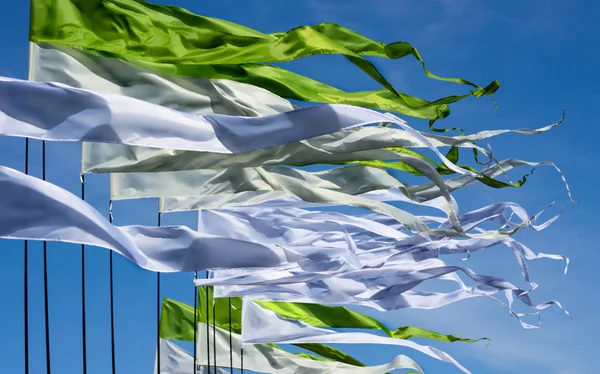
160;293;363;366
160;288;488;366
31;0;499;120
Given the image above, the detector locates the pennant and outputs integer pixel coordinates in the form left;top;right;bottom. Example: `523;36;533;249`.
196;322;425;373
0;165;375;272
31;0;498;120
1;78;436;155
82;110;564;175
156;164;532;239
1;163;562;276
163;294;364;367
84;125;476;174
241;299;471;373
192;204;566;282
161;293;488;346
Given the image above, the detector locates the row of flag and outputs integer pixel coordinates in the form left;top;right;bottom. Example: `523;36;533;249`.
0;0;573;372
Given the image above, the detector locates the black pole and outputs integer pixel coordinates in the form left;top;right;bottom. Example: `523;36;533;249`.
193;273;198;374
213;296;217;374
157;212;162;373
81;175;88;374
240;346;244;374
42;141;51;374
108;202;116;374
205;280;210;371
24;138;29;374
228;298;233;372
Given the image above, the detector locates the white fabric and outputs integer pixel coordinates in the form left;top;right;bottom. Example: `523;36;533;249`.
114;164;470;238
31;43;295;118
214;266;569;329
157;157;572;214
194;203;564;268
241;299;469;373
196;323;425;373
0;76;431;155
160;187;452;213
111;165;402;201
86;126;481;173
201;258;545;312
0;165;378;272
155;339;227;374
195;203;566;284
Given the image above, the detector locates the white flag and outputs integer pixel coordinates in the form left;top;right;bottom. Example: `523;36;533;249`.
0;165;374;272
241;298;470;373
196;323;424;373
1;77;471;160
155;339;227;374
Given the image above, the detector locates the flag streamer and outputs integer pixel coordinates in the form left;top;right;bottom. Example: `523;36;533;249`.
242;299;470;373
30;0;499;120
161;292;488;346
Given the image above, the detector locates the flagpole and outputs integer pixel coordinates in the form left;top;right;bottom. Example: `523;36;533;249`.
24;3;34;363
23;136;29;374
25;2;32;369
157;211;162;374
108;201;116;374
193;274;198;374
81;175;88;374
213;291;217;373
42;140;52;374
205;281;211;371
228;298;233;372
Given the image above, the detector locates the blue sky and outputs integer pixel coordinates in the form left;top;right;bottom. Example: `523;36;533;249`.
0;0;598;373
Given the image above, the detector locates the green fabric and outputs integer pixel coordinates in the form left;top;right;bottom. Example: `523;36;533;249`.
160;292;363;366
31;0;499;120
255;300;488;345
293;343;365;367
160;289;488;366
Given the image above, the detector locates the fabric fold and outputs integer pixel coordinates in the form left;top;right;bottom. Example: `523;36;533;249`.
157;156;572;213
241;299;469;373
0;165;379;272
196;322;425;373
2;77;443;155
31;0;498;120
86;112;564;174
161;292;487;346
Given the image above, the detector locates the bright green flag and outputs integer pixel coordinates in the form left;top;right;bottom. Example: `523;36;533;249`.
31;0;499;120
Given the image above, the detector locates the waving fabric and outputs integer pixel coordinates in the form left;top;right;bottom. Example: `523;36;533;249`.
31;0;498;120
